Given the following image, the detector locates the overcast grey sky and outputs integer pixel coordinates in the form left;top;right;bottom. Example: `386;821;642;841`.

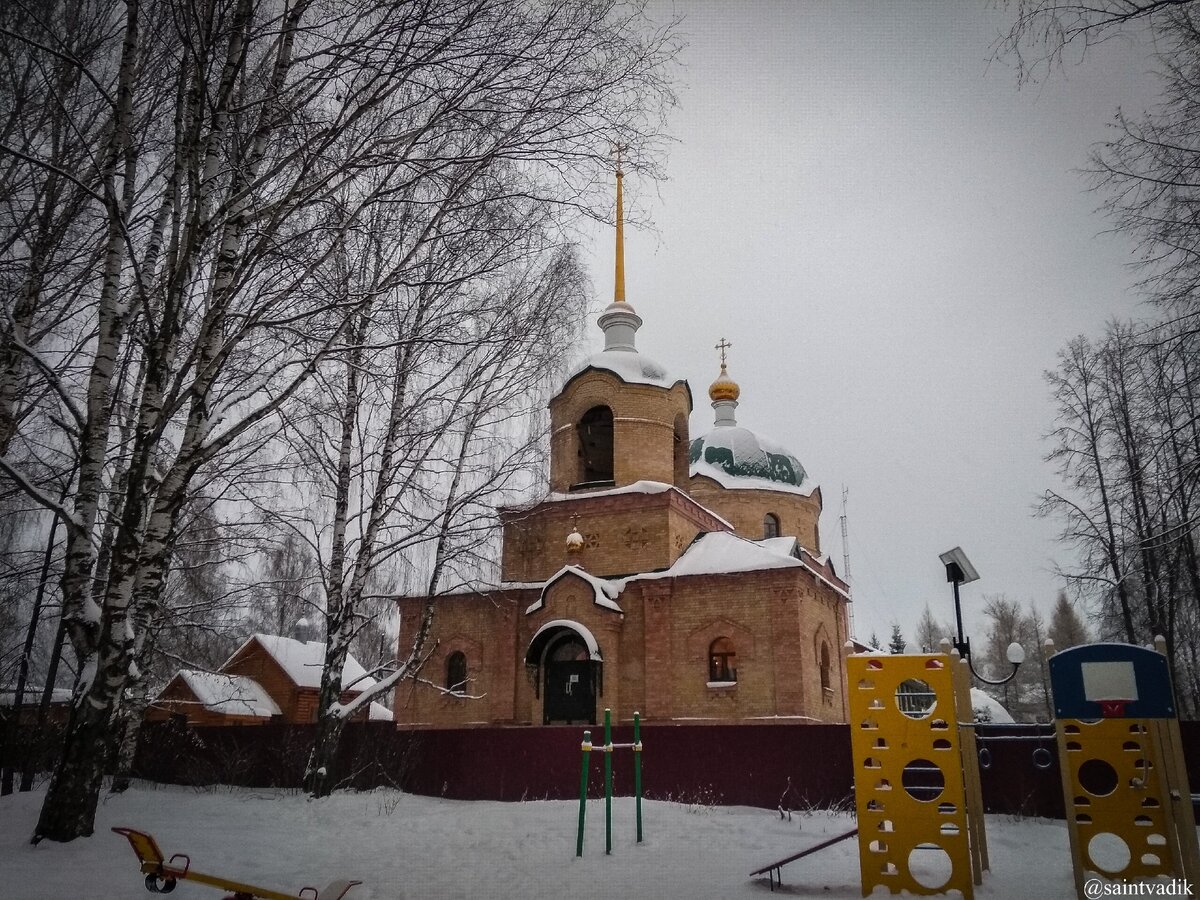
572;1;1162;647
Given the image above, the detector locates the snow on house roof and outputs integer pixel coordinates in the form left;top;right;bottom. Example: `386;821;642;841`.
177;670;281;718
568;349;680;390
525;565;623;615
0;686;72;706
970;688;1016;724
237;634;377;693
368;701;392;722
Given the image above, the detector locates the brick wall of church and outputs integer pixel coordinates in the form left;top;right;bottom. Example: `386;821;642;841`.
393;591;531;726
622;570;848;724
688;477;823;552
391;568;849;728
500;490;728;582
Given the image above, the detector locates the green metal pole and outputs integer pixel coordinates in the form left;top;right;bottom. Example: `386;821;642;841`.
577;730;591;858
604;708;612;856
634;710;643;844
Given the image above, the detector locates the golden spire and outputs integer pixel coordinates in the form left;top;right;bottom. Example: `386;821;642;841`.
613;143;627;303
709;337;741;403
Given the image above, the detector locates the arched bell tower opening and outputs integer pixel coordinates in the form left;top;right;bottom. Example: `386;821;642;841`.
577;405;615;488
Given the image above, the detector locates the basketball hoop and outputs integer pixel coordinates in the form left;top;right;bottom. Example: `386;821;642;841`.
1097;699;1130;718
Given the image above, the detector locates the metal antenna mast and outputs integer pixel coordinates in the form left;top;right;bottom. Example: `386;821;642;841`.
840;485;855;638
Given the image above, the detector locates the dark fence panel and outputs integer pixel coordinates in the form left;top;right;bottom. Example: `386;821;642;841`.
974;724;1064;819
387;723;854;810
2;719;1193;818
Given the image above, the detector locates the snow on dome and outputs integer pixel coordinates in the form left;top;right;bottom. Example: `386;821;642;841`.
247;634;376;692
689;424;812;494
568;349;677;389
177;671;281;718
970;688;1016;724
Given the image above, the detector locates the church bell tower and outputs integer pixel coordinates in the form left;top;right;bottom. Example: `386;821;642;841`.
547;151;692;494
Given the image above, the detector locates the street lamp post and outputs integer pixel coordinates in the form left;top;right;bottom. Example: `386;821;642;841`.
938;546;1024;686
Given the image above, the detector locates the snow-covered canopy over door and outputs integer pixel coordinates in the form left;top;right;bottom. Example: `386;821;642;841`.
524;620;603;665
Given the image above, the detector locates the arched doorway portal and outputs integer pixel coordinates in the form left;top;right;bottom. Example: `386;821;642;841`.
526;620;601;725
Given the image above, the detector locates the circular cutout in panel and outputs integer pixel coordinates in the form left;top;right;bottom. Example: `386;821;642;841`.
1078;759;1119;797
1087;833;1131;875
895;679;937;719
907;845;953;890
901;758;945;802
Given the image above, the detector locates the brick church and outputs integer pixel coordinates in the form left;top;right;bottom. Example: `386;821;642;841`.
393;167;851;729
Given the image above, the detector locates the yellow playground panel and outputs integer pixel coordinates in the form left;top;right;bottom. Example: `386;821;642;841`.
1049;639;1200;898
846;649;986;899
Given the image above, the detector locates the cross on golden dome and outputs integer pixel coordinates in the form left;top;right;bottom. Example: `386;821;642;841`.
715;337;732;369
709;337;740;404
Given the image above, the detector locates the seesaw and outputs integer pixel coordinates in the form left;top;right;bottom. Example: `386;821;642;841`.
112;827;360;900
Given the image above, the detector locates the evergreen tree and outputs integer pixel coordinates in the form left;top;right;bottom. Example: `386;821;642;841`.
888;624;906;654
1049;591;1089;650
868;632;881;652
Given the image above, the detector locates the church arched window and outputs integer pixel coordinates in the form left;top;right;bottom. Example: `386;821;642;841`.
763;513;780;539
577;406;614;485
708;637;737;683
446;651;468;694
820;642;831;693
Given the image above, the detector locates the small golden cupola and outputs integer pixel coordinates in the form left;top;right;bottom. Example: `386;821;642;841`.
708;337;740;409
565;515;585;557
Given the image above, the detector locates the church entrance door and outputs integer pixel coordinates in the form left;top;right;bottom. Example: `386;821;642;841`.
543;634;595;725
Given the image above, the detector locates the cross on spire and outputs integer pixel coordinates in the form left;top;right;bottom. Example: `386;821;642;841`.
612;141;628;176
715;337;732;369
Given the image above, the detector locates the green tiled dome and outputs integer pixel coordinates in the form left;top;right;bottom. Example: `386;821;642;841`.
688;426;807;488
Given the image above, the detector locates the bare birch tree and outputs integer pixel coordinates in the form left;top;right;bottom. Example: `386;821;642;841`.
0;0;678;840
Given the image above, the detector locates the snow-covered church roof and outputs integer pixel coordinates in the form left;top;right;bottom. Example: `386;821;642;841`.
631;531;849;598
562;296;688;393
569;348;679;389
689;424;813;495
525;565;623;615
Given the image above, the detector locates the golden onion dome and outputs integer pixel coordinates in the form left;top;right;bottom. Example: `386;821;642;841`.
708;364;741;403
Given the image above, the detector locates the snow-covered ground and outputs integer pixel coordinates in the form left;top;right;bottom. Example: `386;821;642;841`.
0;784;1090;898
